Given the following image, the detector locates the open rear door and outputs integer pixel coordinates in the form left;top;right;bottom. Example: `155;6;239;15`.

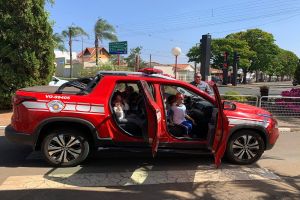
139;80;162;157
209;82;229;167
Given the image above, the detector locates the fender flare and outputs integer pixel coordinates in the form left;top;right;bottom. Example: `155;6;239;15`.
228;124;270;150
33;117;99;149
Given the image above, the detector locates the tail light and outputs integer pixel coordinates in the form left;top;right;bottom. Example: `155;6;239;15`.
13;95;37;105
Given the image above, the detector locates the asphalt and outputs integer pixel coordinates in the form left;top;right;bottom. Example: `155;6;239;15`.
0;110;299;132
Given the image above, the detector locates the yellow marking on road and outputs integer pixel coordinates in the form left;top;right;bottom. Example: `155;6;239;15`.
125;165;153;185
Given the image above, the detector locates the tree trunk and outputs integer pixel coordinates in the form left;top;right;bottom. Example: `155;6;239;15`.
95;35;99;66
256;70;259;82
242;68;247;84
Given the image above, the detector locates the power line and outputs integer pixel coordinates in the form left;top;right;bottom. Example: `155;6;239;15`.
116;0;300;33
118;7;300;35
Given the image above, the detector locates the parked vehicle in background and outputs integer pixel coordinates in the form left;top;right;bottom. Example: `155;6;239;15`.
5;69;279;167
49;76;68;86
211;76;222;85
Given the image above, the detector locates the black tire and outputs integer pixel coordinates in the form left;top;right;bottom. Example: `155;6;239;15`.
225;130;265;165
41;129;90;167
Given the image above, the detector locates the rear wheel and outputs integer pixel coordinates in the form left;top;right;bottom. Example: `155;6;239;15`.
41;129;90;167
225;130;265;165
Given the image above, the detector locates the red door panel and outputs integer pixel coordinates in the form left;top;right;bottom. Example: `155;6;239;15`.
209;82;229;167
139;80;162;157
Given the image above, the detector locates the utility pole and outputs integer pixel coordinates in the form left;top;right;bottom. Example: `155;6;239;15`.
81;37;84;65
150;54;152;68
69;27;73;78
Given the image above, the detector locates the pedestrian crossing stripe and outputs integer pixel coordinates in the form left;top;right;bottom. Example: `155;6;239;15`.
0;167;280;190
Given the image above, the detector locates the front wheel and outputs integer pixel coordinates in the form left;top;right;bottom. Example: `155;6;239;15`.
41;129;90;167
225;130;265;165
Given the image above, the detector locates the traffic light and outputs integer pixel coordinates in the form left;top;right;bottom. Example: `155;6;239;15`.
223;51;229;68
222;51;229;85
200;34;211;81
234;52;240;62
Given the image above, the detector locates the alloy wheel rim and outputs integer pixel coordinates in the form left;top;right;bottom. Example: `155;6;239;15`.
232;134;260;160
47;134;82;163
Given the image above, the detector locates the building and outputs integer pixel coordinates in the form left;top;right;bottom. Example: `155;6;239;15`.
77;47;110;67
54;51;82;78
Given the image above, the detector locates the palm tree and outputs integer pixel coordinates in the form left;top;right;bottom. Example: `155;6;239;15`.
53;33;67;52
94;18;118;66
62;26;88;78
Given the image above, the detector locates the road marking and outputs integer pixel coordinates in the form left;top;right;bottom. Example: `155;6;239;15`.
0;167;280;190
279;128;291;132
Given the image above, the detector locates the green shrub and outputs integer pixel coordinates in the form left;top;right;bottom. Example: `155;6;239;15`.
0;0;54;110
222;91;247;101
79;64;133;77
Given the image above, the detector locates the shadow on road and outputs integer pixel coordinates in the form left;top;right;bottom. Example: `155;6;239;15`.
0;175;299;200
1;134;300;200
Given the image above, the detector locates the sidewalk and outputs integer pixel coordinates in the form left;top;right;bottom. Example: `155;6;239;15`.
0;111;299;132
0;111;12;129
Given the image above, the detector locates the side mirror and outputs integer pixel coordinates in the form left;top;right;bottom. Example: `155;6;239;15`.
223;101;236;110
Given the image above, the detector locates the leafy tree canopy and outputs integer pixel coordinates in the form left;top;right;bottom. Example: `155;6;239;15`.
125;46;146;70
0;0;55;109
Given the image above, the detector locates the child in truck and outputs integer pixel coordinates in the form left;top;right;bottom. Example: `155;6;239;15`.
170;93;196;137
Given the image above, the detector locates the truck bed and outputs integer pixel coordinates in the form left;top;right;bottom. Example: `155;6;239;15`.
20;86;80;94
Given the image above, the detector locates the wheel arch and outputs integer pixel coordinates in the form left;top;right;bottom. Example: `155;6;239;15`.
229;125;269;150
34;117;99;150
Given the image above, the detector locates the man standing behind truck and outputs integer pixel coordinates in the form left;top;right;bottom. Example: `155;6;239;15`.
190;72;212;94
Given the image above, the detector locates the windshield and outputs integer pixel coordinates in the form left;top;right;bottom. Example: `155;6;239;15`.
178;84;216;98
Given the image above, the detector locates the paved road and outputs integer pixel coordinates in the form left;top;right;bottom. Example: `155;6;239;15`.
0;130;299;199
219;84;299;96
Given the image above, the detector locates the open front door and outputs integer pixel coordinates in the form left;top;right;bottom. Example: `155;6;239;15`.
209;82;229;167
139;80;162;157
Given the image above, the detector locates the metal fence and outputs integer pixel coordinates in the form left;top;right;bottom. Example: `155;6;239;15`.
221;95;300;117
221;94;259;106
259;96;300;117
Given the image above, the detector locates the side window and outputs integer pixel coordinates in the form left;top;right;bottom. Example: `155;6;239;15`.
161;84;214;139
110;81;148;138
143;82;155;101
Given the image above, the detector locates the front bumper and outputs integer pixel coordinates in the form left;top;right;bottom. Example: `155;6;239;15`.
266;127;279;150
5;125;35;147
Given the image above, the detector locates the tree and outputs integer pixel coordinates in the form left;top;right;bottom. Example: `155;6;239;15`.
187;38;255;84
0;0;55;109
226;29;279;82
211;38;256;84
61;26;88;78
94;18;118;66
277;49;299;80
125;47;146;71
186;45;201;64
53;33;66;51
109;54;125;65
294;60;300;82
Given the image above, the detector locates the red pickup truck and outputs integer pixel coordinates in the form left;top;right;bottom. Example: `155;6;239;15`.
5;70;279;167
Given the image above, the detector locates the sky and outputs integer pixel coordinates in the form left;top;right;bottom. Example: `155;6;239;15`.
46;0;300;64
